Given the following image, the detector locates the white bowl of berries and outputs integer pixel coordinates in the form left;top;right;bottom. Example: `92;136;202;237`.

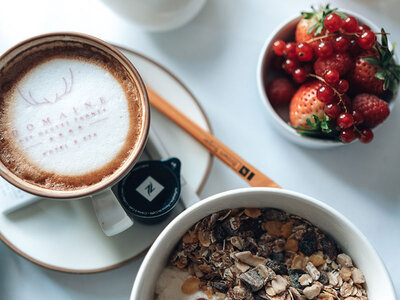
257;4;399;148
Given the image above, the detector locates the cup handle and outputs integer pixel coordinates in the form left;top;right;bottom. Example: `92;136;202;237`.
91;189;133;236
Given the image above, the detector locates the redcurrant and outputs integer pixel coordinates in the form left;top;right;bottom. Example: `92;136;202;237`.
316;41;333;58
333;36;349;53
358;128;374;143
324;103;341;119
285;42;297;59
282;58;299;74
317;84;335;103
336;79;349;94
342;16;358;33
273;40;286;56
324;13;343;32
349;38;362;56
324;70;340;86
337;113;354;128
352;110;364;125
293;68;308;83
340;128;356;143
358;24;371;32
357;31;376;50
295;43;313;62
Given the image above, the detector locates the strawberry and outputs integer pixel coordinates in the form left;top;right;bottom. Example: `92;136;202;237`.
289;80;325;128
296;5;343;50
348;50;384;95
314;52;353;76
348;30;400;98
353;93;390;128
295;18;326;49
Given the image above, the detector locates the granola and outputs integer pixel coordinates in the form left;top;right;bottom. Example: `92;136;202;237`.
160;208;368;300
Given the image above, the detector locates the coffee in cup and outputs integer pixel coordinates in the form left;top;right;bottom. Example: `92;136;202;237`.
0;33;149;199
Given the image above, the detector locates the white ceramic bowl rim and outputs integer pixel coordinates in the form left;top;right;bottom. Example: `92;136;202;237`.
256;10;397;148
131;187;396;299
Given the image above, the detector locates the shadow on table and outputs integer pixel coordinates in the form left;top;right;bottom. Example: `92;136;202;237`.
0;245;7;294
351;0;400;25
39;258;143;299
145;0;232;61
295;103;400;212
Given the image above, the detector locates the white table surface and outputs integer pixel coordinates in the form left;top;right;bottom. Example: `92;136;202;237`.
0;0;399;299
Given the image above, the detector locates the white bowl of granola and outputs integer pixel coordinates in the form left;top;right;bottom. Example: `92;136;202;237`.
131;188;396;300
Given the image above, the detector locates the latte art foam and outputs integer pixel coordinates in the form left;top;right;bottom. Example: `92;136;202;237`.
0;44;144;191
11;58;130;175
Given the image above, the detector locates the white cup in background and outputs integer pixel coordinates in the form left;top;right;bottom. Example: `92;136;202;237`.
101;0;207;31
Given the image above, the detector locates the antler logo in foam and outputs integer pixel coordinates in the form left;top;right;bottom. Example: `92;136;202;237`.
17;68;74;106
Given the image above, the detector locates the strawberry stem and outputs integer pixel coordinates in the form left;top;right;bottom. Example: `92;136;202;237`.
306;31;389;44
308;73;348;113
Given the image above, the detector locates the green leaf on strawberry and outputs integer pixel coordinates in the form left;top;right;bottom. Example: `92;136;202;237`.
292;115;340;139
360;29;400;95
301;4;346;36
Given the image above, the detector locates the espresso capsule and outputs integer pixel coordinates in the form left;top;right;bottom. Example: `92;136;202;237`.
118;158;181;223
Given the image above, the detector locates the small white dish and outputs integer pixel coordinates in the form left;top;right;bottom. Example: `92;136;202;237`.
257;11;397;149
131;187;396;300
0;47;212;273
101;0;207;32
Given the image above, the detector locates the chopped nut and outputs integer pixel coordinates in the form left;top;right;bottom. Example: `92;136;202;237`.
331;261;339;269
291;254;308;270
284;239;299;252
309;252;326;267
299;274;313;286
235;251;267;266
181;277;200;295
271;275;288;294
351;268;366;284
306;262;320;281
239;269;264;292
340;267;352;281
281;221;294;238
337;253;353;267
289;287;304;300
255;264;276;281
244;208;261;218
266;286;277;296
230;236;245;250
198;229;211;247
303;284;322;299
235;261;250;272
192;264;204;278
182;230;198;243
264;221;283;236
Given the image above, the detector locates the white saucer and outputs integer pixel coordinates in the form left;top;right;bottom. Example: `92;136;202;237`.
0;47;212;273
